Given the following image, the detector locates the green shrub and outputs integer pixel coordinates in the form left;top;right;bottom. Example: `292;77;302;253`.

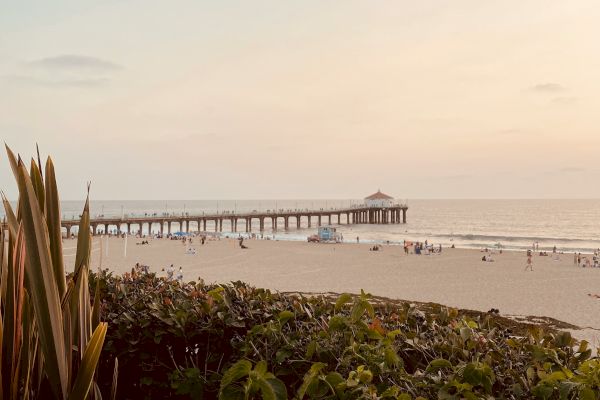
92;270;599;399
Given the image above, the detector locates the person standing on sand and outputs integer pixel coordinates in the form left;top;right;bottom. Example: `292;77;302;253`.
356;236;359;243
524;253;533;271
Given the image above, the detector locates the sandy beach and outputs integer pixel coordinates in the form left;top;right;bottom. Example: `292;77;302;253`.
66;236;600;347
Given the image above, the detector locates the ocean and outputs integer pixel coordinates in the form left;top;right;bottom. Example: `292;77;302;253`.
3;199;600;253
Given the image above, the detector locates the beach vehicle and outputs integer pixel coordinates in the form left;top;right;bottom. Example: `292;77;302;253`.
308;226;341;243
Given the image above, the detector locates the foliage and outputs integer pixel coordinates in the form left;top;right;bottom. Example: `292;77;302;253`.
1;146;110;399
93;270;600;399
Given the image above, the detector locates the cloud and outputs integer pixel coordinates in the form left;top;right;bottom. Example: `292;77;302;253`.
550;96;577;105
495;129;520;135
559;167;585;173
4;75;109;88
529;83;566;93
28;54;122;72
5;54;122;88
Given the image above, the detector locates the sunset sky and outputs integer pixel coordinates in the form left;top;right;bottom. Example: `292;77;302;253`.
2;0;600;200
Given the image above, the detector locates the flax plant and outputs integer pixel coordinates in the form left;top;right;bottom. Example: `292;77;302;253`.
0;146;112;399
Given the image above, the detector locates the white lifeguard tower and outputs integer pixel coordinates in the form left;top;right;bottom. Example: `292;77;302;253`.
364;190;394;208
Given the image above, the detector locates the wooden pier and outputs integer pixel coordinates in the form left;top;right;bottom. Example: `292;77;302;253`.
22;204;408;237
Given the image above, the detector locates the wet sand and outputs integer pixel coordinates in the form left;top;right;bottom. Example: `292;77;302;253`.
65;236;600;347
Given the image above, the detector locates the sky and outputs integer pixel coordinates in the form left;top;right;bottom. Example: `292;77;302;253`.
1;0;600;200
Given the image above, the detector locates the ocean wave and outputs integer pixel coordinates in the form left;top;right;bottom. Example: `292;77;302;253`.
433;233;600;244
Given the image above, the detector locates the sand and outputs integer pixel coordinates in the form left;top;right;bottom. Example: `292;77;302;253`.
65;236;600;347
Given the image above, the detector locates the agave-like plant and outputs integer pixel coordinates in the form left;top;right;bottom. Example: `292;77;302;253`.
0;146;112;399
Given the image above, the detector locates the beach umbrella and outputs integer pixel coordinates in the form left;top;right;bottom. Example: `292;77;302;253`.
173;231;188;236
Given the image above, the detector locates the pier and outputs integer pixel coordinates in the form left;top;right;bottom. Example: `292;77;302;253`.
0;204;408;237
64;204;407;237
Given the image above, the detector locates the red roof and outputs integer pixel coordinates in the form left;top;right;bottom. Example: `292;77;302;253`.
364;190;394;200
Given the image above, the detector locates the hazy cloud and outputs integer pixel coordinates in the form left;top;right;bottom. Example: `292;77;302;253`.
559;167;585;173
530;83;566;93
551;96;577;105
4;75;109;88
495;129;521;135
28;54;122;72
6;54;122;88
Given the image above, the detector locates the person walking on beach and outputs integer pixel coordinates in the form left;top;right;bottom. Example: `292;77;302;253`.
167;264;175;280
524;253;533;271
176;267;183;283
356;236;359;244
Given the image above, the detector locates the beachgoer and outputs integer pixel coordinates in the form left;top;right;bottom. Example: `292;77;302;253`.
356;236;359;244
167;264;175;280
524;254;533;271
176;267;183;283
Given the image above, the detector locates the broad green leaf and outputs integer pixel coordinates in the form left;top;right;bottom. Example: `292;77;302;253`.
277;310;294;325
426;358;453;372
334;293;352;311
219;359;251;389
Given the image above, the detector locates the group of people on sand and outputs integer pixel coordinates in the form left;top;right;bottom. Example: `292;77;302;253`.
574;250;600;268
164;264;184;282
407;240;442;255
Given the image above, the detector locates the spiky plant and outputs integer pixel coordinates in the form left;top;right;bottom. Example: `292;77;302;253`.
0;146;113;399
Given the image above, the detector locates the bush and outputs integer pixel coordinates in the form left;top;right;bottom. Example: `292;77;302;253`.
92;270;600;399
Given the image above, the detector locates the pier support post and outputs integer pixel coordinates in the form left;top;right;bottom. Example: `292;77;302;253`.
260;217;265;231
285;217;289;230
272;217;277;231
307;216;311;228
318;216;321;226
203;219;207;231
296;216;300;229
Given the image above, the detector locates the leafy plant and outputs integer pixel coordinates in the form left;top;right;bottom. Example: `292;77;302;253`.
0;146;112;399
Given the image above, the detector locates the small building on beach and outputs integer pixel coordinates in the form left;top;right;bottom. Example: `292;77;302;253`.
365;190;394;208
